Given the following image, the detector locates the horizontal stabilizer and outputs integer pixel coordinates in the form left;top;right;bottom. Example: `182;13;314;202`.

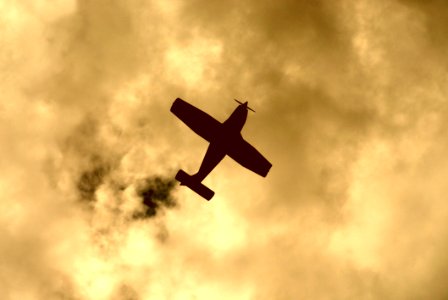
175;169;215;200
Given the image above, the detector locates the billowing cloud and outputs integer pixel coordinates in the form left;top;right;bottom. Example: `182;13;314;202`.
1;0;448;299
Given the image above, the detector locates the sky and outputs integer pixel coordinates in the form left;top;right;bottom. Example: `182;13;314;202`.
1;0;448;299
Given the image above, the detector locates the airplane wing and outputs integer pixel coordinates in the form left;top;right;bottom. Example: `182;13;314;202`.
170;98;221;142
226;136;272;177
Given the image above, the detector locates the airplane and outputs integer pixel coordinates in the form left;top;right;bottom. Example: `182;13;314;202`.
170;98;272;200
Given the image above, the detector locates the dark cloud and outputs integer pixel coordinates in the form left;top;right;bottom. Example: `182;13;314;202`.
112;284;140;300
135;176;177;219
77;163;110;201
398;0;448;50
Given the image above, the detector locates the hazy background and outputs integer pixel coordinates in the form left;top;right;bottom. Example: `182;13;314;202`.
2;0;448;299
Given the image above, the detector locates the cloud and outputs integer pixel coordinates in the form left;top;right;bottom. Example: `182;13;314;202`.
1;0;448;299
135;176;177;219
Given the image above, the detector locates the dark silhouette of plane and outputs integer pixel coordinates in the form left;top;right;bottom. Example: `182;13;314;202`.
171;98;272;200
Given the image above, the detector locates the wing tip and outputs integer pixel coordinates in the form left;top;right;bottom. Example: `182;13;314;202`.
262;163;272;177
171;98;182;113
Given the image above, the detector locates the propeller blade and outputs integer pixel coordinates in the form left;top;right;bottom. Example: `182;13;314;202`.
234;99;255;112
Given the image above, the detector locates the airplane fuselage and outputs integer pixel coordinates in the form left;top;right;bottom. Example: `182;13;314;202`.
193;102;249;182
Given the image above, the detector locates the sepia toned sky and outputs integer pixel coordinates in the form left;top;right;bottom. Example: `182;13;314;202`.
2;0;448;299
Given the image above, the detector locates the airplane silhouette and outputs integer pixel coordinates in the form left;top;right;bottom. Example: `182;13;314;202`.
171;98;272;200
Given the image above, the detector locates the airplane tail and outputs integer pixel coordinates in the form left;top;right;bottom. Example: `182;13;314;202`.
175;169;215;200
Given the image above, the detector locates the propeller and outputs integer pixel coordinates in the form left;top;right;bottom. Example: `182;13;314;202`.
234;99;255;112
